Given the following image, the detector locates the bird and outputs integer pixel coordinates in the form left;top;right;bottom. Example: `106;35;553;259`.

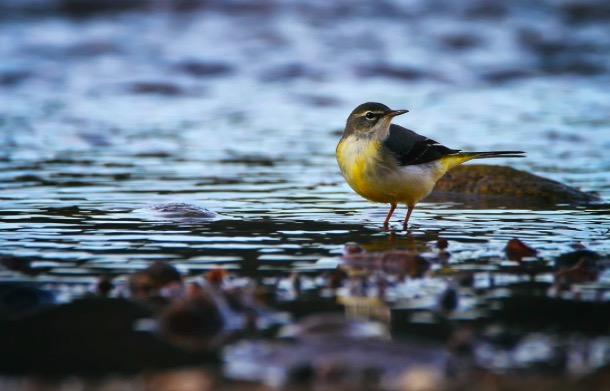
336;102;525;229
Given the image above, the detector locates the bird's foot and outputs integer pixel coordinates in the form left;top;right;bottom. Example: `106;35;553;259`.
402;222;413;231
381;223;401;233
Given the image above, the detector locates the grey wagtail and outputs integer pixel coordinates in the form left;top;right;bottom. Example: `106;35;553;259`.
336;102;525;229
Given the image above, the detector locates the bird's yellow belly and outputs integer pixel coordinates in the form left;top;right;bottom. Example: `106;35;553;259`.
336;137;438;205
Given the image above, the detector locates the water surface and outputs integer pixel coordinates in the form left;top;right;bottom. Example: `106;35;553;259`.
1;1;609;291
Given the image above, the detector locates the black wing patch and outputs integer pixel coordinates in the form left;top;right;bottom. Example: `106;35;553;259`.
383;124;460;166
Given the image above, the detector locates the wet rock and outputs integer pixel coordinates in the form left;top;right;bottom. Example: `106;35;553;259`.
433;164;600;205
149;202;216;218
505;239;538;262
175;61;234;78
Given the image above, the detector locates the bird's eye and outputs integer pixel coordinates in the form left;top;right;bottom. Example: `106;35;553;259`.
365;112;376;120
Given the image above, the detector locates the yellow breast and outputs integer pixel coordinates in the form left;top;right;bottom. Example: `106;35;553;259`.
336;136;392;203
336;135;450;205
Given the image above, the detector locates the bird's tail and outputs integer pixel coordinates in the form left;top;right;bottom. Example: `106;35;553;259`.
441;151;525;171
459;150;526;159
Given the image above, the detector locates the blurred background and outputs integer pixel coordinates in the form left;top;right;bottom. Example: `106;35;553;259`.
1;0;610;389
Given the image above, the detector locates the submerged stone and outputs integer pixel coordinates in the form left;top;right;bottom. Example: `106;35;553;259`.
148;202;216;218
433;164;600;205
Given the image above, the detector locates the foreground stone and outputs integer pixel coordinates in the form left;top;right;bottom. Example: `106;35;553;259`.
433;164;599;205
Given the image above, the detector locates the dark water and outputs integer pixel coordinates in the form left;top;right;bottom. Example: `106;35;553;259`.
1;1;610;387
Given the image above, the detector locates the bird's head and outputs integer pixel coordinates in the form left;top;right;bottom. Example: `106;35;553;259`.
345;102;408;137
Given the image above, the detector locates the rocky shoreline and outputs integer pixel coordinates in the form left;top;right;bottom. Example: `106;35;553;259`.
1;235;609;390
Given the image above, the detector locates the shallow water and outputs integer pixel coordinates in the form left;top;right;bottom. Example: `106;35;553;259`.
1;1;610;291
2;3;610;389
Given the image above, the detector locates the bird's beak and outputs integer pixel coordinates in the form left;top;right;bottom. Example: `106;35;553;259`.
385;109;409;118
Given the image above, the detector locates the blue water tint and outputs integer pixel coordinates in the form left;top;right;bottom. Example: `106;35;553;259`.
0;1;609;288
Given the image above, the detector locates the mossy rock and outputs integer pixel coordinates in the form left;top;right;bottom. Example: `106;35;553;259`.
431;164;599;206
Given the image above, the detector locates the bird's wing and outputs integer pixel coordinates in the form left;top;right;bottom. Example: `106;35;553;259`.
382;124;460;166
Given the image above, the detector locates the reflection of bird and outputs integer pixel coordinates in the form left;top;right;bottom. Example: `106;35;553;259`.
336;102;525;229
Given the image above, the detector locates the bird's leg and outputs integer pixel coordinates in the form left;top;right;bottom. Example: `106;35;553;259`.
403;206;414;229
383;203;397;229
